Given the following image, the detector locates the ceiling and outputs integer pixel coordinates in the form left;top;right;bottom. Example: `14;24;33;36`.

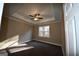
8;3;63;24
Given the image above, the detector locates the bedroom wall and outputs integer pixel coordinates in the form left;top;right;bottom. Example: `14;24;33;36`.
0;4;33;49
7;17;29;37
0;18;33;49
0;17;33;49
0;4;9;42
32;4;65;46
18;25;32;43
32;21;62;45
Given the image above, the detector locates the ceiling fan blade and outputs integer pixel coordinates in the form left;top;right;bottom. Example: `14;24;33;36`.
37;13;40;16
29;13;43;20
34;14;37;17
38;17;43;19
34;13;40;17
29;15;34;17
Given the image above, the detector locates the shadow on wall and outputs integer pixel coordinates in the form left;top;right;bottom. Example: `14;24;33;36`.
18;29;32;44
0;17;32;49
0;35;19;50
0;4;32;49
0;28;32;49
0;3;33;42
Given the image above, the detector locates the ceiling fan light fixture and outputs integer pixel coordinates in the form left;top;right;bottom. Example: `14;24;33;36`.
29;13;43;21
34;18;38;21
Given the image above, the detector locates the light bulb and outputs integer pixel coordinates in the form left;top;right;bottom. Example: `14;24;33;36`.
34;18;38;21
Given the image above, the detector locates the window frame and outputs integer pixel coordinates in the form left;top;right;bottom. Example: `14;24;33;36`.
38;25;50;38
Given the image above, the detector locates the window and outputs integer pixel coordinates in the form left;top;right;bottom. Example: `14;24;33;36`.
39;26;50;37
65;3;73;16
0;3;4;29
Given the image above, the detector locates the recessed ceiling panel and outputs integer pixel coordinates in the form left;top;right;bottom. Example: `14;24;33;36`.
8;3;62;24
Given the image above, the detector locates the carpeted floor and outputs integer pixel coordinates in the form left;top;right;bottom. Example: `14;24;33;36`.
8;40;63;56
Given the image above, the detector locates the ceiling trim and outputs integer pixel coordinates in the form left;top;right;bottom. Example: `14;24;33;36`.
8;16;34;25
11;12;55;24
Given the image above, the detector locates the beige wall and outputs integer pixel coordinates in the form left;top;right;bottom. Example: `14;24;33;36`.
0;3;33;49
0;4;9;42
32;4;65;47
32;21;62;45
0;3;32;44
6;19;32;39
0;17;33;49
0;17;8;42
0;16;32;40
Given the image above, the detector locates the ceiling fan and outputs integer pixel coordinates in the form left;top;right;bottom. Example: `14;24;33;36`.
29;13;43;21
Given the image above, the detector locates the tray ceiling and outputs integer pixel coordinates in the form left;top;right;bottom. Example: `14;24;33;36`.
8;3;62;24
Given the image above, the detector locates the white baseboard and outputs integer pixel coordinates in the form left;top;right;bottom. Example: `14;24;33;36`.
34;39;62;47
21;40;31;44
61;47;65;56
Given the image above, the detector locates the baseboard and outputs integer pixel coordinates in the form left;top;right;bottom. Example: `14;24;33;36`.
20;40;32;44
33;39;62;47
61;47;65;56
